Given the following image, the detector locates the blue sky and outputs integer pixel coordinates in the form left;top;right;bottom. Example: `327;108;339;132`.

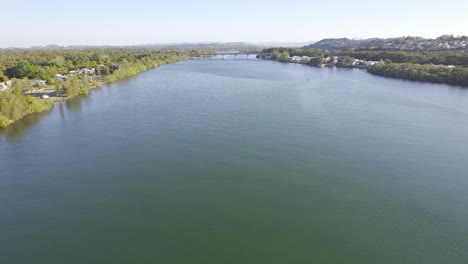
3;0;467;47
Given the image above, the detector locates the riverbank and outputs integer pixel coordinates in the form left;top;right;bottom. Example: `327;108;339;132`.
0;91;54;127
0;53;189;128
260;48;468;87
267;57;468;87
367;63;468;87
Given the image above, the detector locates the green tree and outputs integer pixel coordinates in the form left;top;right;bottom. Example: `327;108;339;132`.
0;71;8;82
308;56;324;67
11;78;32;94
336;56;354;68
54;80;63;96
278;51;290;62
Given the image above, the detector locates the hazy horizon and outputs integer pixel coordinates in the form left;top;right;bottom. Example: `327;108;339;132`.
3;0;468;48
3;37;468;49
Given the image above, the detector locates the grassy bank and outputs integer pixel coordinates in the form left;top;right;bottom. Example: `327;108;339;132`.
0;89;54;127
367;63;468;87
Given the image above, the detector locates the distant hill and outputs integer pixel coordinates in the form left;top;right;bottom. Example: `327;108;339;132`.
253;41;316;48
304;38;362;50
29;44;64;50
304;35;468;51
141;42;260;50
1;42;262;50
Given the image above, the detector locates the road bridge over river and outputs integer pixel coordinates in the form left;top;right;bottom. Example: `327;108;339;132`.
195;51;272;60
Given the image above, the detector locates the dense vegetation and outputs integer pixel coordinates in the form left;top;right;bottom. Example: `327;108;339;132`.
0;80;53;127
367;63;468;86
0;49;190;127
262;47;468;86
263;48;468;66
0;49;189;82
270;50;291;62
263;48;328;59
333;50;468;66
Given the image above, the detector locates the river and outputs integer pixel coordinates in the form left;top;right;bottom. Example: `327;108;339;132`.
1;59;468;263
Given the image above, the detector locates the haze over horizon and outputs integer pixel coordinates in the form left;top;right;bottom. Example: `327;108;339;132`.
3;0;468;48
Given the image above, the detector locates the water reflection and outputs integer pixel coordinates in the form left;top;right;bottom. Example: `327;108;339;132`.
0;110;51;139
0;94;90;139
58;101;66;120
65;94;88;111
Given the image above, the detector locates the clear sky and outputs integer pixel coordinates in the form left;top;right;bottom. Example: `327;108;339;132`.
3;0;467;47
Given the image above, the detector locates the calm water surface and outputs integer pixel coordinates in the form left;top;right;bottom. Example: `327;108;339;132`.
1;60;468;263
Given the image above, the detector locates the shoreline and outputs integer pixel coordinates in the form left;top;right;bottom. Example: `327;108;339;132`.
1;58;189;129
265;58;468;88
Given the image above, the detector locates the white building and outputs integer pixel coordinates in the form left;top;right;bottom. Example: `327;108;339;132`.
69;68;95;75
291;56;311;63
366;61;380;66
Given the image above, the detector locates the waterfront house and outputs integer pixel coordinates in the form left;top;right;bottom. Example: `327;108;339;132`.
291;56;311;63
55;74;68;80
69;68;95;75
366;61;379;66
83;68;95;75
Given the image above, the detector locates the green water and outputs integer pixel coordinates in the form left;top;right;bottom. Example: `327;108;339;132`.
1;60;468;263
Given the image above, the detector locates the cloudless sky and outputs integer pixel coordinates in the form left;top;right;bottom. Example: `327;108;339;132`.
2;0;467;47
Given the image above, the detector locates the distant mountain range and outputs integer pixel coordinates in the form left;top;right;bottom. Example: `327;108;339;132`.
303;35;468;51
253;41;316;48
4;36;467;51
4;41;316;50
5;42;262;50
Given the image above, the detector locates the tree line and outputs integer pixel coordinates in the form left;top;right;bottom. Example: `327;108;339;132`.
0;49;189;82
333;50;468;66
262;48;468;66
261;48;468;87
367;63;468;87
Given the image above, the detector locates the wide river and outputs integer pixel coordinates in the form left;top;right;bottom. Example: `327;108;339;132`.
1;59;468;263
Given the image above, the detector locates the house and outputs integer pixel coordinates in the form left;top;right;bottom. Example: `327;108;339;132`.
69;68;96;75
352;59;363;66
83;68;95;75
366;61;379;66
291;56;311;63
54;74;68;80
41;94;49;99
323;57;338;64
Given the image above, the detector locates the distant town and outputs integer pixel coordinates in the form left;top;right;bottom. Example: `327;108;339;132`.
304;35;468;51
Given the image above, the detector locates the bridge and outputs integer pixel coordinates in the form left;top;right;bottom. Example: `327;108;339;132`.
194;51;272;60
